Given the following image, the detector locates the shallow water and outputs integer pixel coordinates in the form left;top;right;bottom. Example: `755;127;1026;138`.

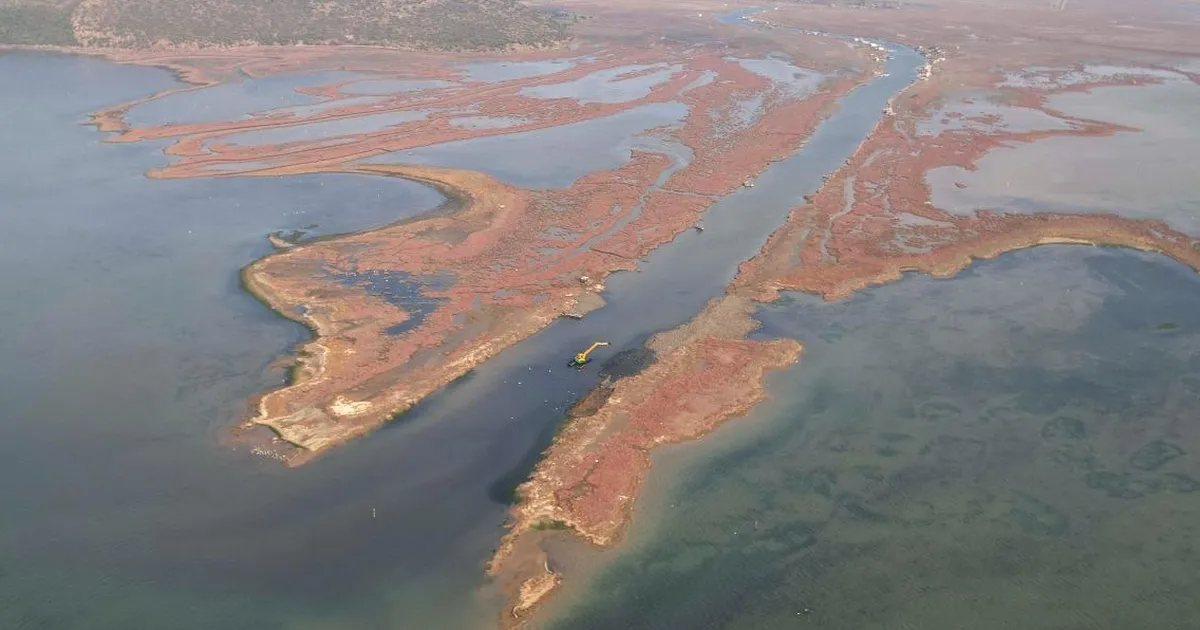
928;76;1200;232
267;95;387;118
341;78;456;95
449;115;529;129
365;101;690;189
916;93;1076;137
544;246;1200;630
221;109;432;146
519;63;681;104
335;270;454;337
125;70;365;127
457;58;579;82
734;57;825;97
998;65;1180;90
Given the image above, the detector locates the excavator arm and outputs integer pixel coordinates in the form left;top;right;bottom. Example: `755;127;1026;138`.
569;341;610;368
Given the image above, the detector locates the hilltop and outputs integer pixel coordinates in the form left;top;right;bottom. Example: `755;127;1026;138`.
0;0;569;50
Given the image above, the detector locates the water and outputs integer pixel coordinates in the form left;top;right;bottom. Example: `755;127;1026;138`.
916;94;1075;137
125;70;365;127
999;65;1182;89
334;270;454;337
456;58;580;82
366;102;690;189
0;10;926;629
733;57;826;97
0;52;504;630
220;109;433;146
927;75;1200;232
449;115;529;130
341;78;456;95
268;95;387;118
544;246;1200;630
519;63;682;104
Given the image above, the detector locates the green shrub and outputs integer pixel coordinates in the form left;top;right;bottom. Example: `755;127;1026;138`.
0;5;77;45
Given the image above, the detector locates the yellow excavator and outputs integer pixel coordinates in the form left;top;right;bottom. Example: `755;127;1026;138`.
568;341;609;368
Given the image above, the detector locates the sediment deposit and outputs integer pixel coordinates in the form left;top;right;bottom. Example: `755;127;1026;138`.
491;295;801;620
490;1;1200;624
82;8;874;463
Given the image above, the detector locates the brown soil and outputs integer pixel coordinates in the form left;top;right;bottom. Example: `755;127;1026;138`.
490;295;801;624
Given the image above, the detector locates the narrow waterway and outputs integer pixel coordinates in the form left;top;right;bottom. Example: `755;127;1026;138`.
0;11;923;629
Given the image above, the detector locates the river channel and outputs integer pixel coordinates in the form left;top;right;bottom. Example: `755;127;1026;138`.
0;11;923;629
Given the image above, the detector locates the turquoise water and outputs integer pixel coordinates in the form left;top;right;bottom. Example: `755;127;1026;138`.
543;246;1200;630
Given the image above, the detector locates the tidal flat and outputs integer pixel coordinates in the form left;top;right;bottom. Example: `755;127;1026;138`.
927;74;1200;233
542;246;1200;630
124;70;366;127
365;101;690;189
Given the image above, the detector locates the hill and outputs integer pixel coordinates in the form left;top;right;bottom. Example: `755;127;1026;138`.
0;1;77;44
0;0;569;50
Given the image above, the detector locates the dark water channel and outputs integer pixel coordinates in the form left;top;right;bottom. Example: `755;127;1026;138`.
0;10;924;629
